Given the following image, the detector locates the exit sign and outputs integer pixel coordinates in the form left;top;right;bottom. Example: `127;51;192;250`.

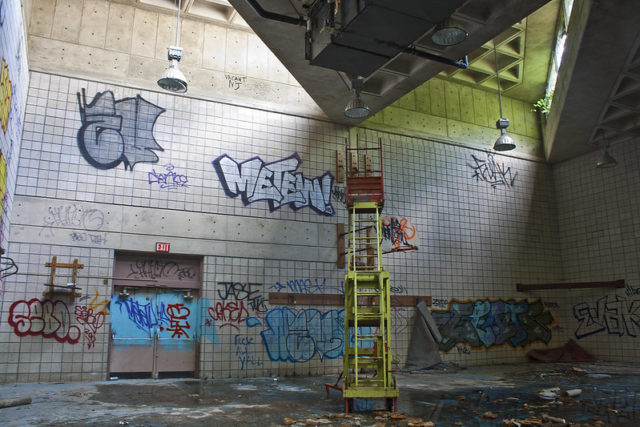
155;242;170;252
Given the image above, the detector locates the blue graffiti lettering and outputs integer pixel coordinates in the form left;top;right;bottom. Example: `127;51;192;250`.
431;299;553;351
234;334;263;370
260;307;344;363
112;298;170;333
148;164;189;189
268;278;344;294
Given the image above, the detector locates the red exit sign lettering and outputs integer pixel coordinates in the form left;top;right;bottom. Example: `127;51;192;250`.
156;242;170;252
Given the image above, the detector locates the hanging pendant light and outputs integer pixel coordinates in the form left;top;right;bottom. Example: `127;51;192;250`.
158;0;187;93
344;77;371;119
596;140;617;168
493;46;515;151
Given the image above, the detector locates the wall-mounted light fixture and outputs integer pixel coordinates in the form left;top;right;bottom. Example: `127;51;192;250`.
183;289;194;299
431;18;468;46
119;287;130;297
493;46;515;151
596;140;617;168
158;0;187;93
344;77;371;119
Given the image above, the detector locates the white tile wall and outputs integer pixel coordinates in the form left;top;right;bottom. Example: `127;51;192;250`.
0;71;578;383
549;140;640;362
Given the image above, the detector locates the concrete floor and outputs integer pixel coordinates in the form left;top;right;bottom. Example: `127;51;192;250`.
1;362;639;426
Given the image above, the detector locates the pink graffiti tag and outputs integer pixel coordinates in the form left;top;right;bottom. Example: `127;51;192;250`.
75;305;105;349
167;303;191;338
8;298;81;344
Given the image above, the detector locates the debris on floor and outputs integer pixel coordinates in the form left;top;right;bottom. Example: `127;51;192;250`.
0;362;638;426
0;396;32;409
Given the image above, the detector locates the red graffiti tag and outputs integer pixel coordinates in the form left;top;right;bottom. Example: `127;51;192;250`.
75;305;105;349
167;303;191;338
208;301;249;330
8;298;81;344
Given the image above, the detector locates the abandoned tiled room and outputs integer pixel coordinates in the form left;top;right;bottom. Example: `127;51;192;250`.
1;0;640;425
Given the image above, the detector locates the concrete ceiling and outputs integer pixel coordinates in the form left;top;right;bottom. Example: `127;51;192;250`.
126;0;640;164
227;0;553;126
545;0;640;163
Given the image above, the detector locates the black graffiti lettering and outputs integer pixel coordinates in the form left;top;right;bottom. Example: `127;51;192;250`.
127;260;196;281
217;282;267;313
468;154;517;189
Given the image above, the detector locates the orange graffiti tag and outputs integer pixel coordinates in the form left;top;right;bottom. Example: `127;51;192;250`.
88;289;110;314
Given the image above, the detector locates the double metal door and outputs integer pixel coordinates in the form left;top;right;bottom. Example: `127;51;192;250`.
109;286;198;378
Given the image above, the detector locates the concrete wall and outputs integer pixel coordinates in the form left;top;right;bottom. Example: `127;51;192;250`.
0;1;29;258
365;78;543;160
26;0;323;118
0;69;566;383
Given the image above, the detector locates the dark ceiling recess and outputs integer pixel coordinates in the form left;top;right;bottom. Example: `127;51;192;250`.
308;0;467;77
246;0;469;78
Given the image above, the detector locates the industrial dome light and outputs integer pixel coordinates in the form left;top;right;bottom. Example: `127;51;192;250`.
344;77;371;119
431;18;468;46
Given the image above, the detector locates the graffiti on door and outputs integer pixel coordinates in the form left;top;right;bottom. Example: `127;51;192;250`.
110;292;196;340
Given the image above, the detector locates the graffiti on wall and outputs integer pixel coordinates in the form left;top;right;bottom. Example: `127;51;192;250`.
254;307;376;363
234;334;263;370
268;277;344;295
77;89;165;170
259;307;344;363
382;216;417;250
75;305;105;349
208;282;267;330
331;185;346;207
431;299;553;351
468;154;517;189
8;298;82;344
212;153;335;216
209;302;248;330
626;284;640;298
75;290;110;349
148;164;189;189
126;259;197;281
573;295;640;339
225;74;247;90
0;57;11;134
0;153;6;239
40;203;106;242
217;281;267;313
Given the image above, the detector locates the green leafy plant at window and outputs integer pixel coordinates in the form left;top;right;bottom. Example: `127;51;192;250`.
532;90;554;115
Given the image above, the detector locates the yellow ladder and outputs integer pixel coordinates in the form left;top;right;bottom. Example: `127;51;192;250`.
342;138;398;412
